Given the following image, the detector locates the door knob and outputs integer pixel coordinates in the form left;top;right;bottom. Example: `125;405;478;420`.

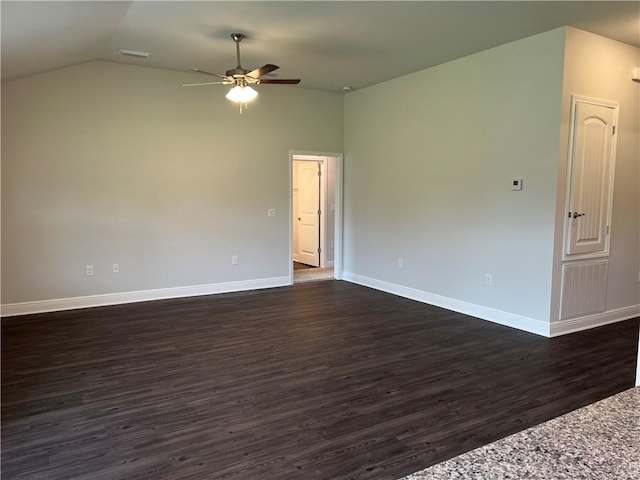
571;212;586;219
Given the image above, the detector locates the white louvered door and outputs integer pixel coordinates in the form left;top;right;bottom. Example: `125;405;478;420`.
564;96;618;258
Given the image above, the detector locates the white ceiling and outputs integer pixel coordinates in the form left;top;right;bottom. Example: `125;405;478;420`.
2;1;639;92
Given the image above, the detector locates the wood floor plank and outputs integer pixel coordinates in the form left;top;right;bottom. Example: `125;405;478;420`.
2;281;638;480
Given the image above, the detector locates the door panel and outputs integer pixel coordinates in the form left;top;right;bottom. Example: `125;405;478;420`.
565;98;617;257
295;162;320;267
560;260;608;319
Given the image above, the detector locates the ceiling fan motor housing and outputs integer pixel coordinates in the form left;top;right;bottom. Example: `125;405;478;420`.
226;67;250;77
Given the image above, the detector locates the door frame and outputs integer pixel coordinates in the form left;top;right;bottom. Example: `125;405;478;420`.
289;150;343;285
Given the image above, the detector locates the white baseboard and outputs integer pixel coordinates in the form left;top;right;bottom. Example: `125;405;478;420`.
636;331;640;387
342;272;550;337
550;304;640;337
1;276;291;317
4;273;636;338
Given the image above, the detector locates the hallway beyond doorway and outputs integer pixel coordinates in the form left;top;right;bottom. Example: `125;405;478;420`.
293;265;334;283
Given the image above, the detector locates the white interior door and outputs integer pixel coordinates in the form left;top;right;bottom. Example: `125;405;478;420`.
564;96;618;258
294;161;320;267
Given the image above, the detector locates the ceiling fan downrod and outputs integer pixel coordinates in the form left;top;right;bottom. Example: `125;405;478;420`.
230;33;246;74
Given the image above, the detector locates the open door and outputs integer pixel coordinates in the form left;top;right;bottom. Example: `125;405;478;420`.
293;161;321;267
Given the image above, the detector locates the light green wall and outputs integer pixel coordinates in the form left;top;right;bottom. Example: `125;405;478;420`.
3;28;637;329
550;28;640;322
344;28;566;322
1;61;343;303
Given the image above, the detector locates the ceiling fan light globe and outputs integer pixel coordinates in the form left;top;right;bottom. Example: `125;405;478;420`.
225;85;258;103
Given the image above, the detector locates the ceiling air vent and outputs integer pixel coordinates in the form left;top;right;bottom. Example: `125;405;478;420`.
117;49;152;59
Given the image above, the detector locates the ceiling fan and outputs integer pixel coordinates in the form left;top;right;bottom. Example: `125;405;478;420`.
184;33;301;111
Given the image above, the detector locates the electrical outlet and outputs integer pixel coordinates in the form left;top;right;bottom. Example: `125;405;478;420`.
397;258;404;268
231;255;239;265
485;273;493;286
112;264;119;274
86;265;94;276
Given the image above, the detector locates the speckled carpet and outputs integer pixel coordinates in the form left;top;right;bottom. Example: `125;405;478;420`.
400;387;639;480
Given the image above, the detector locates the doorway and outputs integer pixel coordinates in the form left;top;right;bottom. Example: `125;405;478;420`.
289;151;343;284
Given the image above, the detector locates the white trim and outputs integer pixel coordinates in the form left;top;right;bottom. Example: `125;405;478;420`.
550;304;640;337
320;159;328;268
342;272;550;337
288;152;294;284
0;276;290;317
569;94;619;110
333;154;343;280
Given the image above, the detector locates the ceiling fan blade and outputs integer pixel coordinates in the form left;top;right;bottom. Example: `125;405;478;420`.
188;68;230;80
182;81;229;87
258;79;301;84
247;64;279;79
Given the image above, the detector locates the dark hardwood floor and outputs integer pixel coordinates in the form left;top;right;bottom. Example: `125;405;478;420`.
2;281;638;480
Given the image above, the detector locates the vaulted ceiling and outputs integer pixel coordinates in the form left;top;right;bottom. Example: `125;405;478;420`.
2;1;639;92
